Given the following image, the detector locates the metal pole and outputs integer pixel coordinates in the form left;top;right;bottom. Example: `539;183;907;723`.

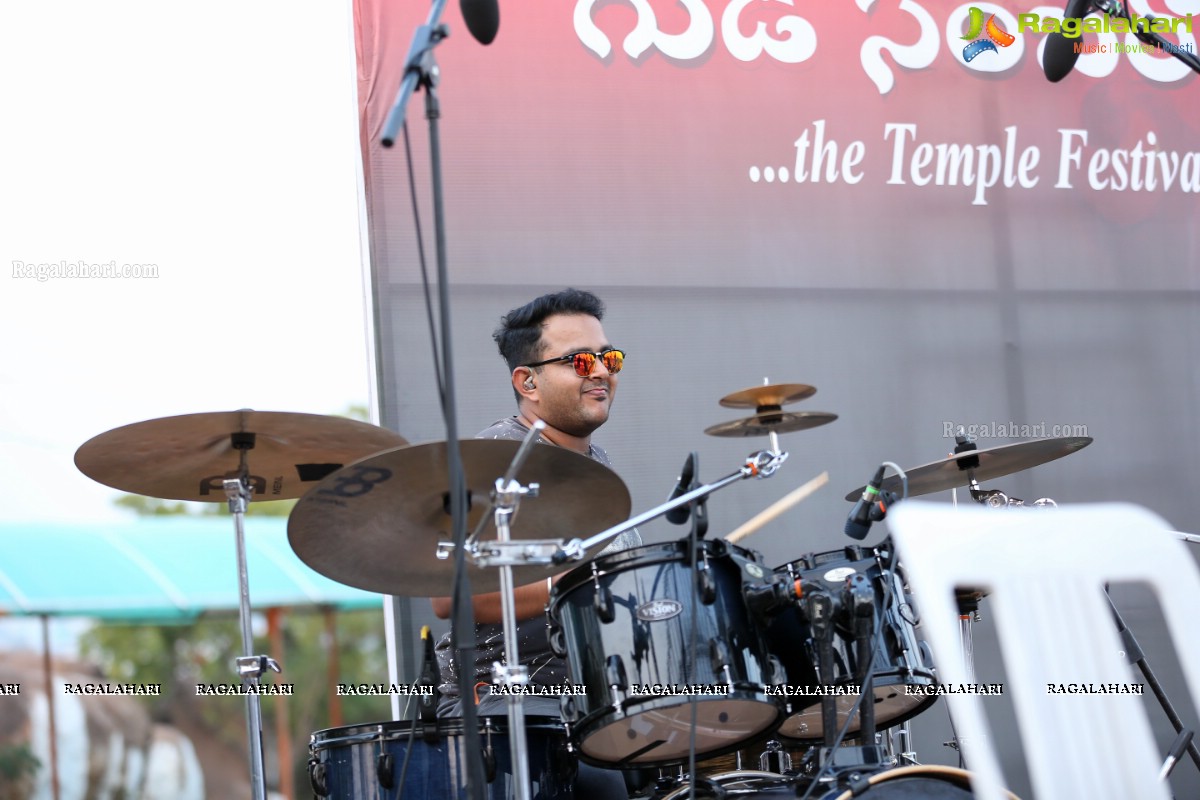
226;478;268;800
41;615;61;800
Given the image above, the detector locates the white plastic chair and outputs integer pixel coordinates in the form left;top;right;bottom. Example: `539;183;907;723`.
886;501;1200;800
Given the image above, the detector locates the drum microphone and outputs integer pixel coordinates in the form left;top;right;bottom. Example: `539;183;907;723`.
417;626;439;723
743;575;801;619
665;452;698;525
845;465;895;540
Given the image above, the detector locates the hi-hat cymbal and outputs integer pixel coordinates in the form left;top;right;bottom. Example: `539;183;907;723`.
705;411;837;438
842;436;1093;501
719;383;817;409
75;411;408;502
287;439;632;596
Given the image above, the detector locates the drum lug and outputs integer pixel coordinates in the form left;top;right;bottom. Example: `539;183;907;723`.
767;655;786;686
563;725;578;753
696;565;717;605
594;584;615;623
759;739;793;774
560;693;578;723
549;622;568;658
376;752;395;789
709;638;734;687
482;741;498;782
606;654;628;710
307;758;329;797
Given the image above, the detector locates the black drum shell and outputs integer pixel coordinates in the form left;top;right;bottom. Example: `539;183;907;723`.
766;546;938;742
549;539;783;767
307;716;575;799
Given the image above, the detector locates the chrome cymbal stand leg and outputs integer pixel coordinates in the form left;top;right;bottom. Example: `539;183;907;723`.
959;611;977;686
223;436;280;800
492;510;531;800
895;720;919;766
944;600;980;766
487;428;545;800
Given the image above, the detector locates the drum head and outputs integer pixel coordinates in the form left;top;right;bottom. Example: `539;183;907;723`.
579;697;781;765
775;686;931;741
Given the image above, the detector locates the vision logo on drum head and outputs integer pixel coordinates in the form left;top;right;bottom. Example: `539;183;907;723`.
636;599;683;622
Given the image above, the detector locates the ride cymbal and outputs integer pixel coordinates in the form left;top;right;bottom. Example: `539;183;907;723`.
287;439;632;596
705;411;838;438
842;436;1093;501
719;383;817;409
75;410;407;502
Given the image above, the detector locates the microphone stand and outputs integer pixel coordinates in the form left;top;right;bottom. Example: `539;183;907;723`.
684;455;707;800
377;3;487;798
381;0;450;147
1104;588;1200;775
572;448;788;556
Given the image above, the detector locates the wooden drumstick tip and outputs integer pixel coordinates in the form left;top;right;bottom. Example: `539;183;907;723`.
725;471;829;544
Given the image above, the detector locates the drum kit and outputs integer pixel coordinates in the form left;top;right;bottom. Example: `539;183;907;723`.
72;386;1097;800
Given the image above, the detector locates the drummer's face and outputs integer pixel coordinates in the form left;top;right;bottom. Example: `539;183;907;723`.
530;313;617;438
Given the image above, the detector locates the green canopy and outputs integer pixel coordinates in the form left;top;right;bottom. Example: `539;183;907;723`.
0;517;382;620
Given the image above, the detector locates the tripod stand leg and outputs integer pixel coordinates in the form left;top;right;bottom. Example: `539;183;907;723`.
1106;590;1200;774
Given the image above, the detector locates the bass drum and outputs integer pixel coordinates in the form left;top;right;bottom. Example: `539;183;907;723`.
767;545;938;742
307;716;575;799
819;765;1020;799
549;539;783;767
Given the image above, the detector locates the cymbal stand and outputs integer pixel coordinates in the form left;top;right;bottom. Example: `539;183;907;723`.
483;424;550;800
456;445;789;570
222;433;281;800
880;721;918;767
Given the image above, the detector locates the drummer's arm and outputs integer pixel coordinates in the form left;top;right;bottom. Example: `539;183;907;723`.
431;575;559;624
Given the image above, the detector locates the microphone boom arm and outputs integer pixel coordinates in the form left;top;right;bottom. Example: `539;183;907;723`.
575;449;787;554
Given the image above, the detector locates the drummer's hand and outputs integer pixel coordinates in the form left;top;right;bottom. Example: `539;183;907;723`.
431;574;560;624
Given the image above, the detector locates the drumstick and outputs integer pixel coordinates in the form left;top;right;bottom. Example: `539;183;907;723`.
725;472;829;544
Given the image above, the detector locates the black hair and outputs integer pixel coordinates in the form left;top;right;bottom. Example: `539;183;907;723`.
494;288;606;372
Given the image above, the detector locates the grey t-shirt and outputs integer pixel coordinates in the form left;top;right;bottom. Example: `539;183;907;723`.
435;417;641;712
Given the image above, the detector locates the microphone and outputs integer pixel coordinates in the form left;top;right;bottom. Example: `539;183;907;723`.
1043;0;1092;82
417;625;439;723
461;0;500;45
743;575;801;619
665;452;697;525
845;465;893;541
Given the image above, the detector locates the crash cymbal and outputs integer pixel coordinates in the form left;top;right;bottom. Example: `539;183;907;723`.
705;411;837;438
719;383;817;410
287;439;632;596
842;436;1093;501
75;411;408;502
